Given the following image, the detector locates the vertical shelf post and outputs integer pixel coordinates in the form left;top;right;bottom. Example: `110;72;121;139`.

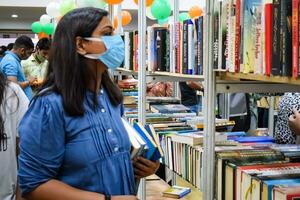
268;96;275;137
203;0;216;199
137;0;147;199
116;4;122;34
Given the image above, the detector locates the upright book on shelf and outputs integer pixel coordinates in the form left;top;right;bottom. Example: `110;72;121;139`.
272;0;282;75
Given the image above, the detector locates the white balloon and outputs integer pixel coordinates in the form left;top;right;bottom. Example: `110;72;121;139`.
146;7;156;20
40;14;52;25
46;2;60;18
77;0;99;8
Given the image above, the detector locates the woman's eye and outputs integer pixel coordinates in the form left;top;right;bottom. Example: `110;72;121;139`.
104;32;112;36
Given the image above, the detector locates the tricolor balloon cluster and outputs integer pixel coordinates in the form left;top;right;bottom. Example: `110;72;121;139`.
31;0;107;37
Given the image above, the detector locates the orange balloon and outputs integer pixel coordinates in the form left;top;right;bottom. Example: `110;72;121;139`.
188;6;203;19
106;0;123;5
133;0;154;7
38;32;49;39
114;10;132;28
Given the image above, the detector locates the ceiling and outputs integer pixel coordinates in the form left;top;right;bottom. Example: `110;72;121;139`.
0;6;45;21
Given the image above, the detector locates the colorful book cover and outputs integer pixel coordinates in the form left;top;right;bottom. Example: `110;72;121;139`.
265;3;273;76
272;0;282;75
243;0;262;73
292;0;299;78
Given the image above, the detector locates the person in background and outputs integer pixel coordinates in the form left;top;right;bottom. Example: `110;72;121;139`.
147;82;173;97
18;7;159;200
275;93;300;144
6;43;14;52
0;36;36;100
0;72;29;200
0;46;7;62
22;38;51;92
179;81;203;115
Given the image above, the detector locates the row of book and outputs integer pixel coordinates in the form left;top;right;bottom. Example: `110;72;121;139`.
121;16;205;75
213;0;300;78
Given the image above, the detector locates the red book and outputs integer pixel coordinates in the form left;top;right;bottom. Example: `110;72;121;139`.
273;186;300;200
265;4;273;76
235;0;241;72
292;0;299;78
134;32;138;72
176;23;181;74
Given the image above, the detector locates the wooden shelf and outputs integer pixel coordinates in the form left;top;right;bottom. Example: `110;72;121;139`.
218;72;300;85
115;68;204;82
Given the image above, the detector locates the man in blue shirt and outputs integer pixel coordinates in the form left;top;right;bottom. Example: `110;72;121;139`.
0;46;7;63
0;36;36;100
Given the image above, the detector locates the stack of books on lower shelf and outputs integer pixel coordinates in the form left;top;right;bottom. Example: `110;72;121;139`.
215;143;300;200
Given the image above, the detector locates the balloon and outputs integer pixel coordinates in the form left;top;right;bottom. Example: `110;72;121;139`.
40;14;52;25
189;6;203;19
150;0;171;20
77;0;98;7
179;12;190;22
60;0;76;16
31;21;43;34
38;32;50;39
94;0;107;8
158;17;168;25
146;7;156;20
114;10;132;28
42;23;55;35
106;0;123;5
46;2;60;18
133;0;154;7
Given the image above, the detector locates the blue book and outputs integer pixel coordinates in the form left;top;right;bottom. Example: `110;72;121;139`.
225;131;246;137
133;123;157;160
233;136;274;143
144;124;164;161
263;179;300;200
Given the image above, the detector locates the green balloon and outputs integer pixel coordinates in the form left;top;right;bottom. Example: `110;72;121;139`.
43;23;55;35
31;21;43;34
94;0;107;8
151;0;171;20
179;12;190;22
158;17;169;25
60;0;76;16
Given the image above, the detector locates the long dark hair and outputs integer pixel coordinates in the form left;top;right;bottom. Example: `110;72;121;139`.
39;7;123;116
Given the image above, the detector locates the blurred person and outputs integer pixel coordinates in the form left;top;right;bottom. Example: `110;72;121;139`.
0;71;29;200
22;38;51;92
0;46;7;62
180;82;203;115
6;43;14;51
0;36;36;100
147;82;173;97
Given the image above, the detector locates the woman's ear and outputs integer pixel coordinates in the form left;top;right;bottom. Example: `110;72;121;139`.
76;36;87;56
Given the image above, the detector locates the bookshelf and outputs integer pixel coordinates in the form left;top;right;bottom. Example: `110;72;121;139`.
218;71;300;85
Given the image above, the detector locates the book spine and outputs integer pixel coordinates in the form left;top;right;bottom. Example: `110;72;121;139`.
147;27;152;71
222;0;230;70
175;23;181;73
292;0;299;78
281;0;293;77
227;0;236;72
213;1;220;70
262;1;266;75
156;30;163;71
199;17;204;75
239;0;245;72
124;32;130;70
218;0;224;70
188;20;194;75
235;0;241;72
169;24;174;73
166;29;170;72
182;21;188;74
130;32;134;71
272;0;281;76
254;6;263;74
265;3;273;76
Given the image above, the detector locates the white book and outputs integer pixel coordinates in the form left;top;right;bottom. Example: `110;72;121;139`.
169;24;175;73
121;118;146;159
228;0;236;72
124;32;130;70
188;21;195;75
255;6;263;74
147;26;154;72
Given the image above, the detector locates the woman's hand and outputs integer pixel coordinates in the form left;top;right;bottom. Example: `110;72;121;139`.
133;157;160;179
112;195;138;200
289;108;300;135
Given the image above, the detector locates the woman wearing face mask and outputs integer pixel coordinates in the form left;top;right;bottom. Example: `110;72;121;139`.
18;8;159;200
